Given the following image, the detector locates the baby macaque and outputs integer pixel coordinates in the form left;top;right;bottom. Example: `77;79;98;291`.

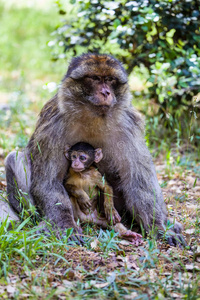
64;142;142;246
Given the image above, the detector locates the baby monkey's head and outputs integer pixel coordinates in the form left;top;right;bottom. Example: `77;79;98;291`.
64;142;103;173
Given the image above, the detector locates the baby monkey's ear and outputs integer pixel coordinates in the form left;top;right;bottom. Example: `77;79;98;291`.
94;148;103;163
64;144;71;160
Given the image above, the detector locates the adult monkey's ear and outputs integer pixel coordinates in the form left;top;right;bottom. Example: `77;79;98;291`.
64;144;71;160
94;148;103;163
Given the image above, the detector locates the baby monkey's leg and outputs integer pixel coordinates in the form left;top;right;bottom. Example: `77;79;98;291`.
80;209;109;227
81;209;143;246
97;176;121;224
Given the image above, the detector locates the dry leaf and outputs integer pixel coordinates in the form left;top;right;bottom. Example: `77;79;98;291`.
119;240;130;245
185;228;195;234
196;257;200;263
124;292;138;299
171;292;183;298
62;280;74;288
7;285;16;294
0;288;5;294
55;286;67;294
186;203;198;210
167;180;177;186
93;282;110;288
194;246;200;262
31;286;43;294
107;262;119;268
149;269;158;282
193;186;200;192
185;264;200;271
187;176;196;187
116;256;125;261
90;238;99;250
128;261;139;270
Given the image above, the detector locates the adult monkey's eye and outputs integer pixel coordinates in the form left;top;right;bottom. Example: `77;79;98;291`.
87;75;101;81
105;76;116;82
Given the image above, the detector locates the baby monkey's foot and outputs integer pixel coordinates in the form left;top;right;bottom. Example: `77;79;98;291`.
122;230;143;246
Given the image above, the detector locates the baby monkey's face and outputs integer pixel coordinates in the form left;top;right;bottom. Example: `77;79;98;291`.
64;142;103;173
70;151;93;172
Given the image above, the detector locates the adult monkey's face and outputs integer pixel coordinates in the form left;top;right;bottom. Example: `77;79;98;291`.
62;54;129;116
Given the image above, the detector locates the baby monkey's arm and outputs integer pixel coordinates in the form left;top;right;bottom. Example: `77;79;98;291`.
66;184;91;213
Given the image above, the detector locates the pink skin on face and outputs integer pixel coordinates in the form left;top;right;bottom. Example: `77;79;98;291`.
71;152;88;172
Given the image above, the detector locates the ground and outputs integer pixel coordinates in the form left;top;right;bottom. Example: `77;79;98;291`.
0;152;199;299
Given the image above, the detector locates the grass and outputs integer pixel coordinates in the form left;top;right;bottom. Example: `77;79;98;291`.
0;1;200;299
0;215;199;299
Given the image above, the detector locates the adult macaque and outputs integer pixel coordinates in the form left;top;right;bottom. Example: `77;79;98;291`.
64;142;142;245
5;53;185;246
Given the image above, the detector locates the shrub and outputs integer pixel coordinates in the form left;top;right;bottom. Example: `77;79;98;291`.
50;0;200;143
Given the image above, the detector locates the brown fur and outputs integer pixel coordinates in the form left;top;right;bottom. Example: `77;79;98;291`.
65;166;121;224
65;159;143;245
5;53;185;245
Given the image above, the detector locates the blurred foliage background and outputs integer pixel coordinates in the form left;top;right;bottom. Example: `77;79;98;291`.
0;0;199;156
0;0;66;152
51;0;200;149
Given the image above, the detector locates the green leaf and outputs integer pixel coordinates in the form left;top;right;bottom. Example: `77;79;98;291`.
166;37;173;45
113;18;121;28
166;29;176;38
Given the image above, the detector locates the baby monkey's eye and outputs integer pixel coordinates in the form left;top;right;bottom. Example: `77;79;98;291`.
79;155;87;162
72;154;77;160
